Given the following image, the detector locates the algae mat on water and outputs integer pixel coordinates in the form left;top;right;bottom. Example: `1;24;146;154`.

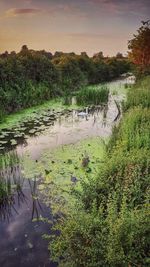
35;137;106;215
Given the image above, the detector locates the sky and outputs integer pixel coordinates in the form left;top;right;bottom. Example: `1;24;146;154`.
0;0;150;56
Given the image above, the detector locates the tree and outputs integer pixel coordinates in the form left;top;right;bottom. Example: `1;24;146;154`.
93;51;104;62
81;52;89;58
116;52;123;59
128;20;150;73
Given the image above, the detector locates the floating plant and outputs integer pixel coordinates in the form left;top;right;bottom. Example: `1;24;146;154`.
10;139;17;145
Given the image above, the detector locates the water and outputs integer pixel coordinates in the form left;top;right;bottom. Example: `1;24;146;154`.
0;77;134;267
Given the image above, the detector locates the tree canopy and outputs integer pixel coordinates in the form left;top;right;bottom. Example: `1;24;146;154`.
128;20;150;74
0;47;130;119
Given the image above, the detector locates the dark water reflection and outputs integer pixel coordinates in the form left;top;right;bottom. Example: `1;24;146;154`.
0;160;57;267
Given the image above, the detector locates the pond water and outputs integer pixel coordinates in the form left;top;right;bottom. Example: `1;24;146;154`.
0;76;134;267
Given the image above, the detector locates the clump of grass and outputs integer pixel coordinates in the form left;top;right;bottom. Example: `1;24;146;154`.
123;75;150;110
76;85;109;105
62;95;72;105
108;107;150;152
112;89;118;95
0;152;23;220
0;152;19;170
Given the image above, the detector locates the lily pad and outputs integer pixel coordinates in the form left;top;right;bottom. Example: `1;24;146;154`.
10;139;17;145
0;140;8;144
0;132;9;137
29;129;36;134
14;133;24;138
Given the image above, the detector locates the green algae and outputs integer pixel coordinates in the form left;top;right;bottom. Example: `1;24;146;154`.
0;98;79;131
19;137;106;215
34;137;106;215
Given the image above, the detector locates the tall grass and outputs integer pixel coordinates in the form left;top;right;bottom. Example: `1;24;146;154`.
0;152;20;199
0;152;23;221
0;151;19;170
49;75;150;267
123;76;150;110
108;107;150;152
76;85;109;105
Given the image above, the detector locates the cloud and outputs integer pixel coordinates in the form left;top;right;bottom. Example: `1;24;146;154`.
4;3;87;19
88;0;150;15
5;8;42;17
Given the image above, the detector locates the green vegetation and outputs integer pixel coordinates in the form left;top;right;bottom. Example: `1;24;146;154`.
0;97;77;130
128;20;150;76
76;85;109;105
37;137;105;214
0;46;130;120
123;76;150;110
48;76;150;267
0;152;20;208
0;19;149;267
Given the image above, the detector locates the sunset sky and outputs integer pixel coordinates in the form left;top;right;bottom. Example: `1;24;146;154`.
0;0;149;56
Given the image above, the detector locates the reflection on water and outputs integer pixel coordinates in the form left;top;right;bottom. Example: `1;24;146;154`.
0;153;57;267
16;99;118;160
0;76;134;267
0;102;115;266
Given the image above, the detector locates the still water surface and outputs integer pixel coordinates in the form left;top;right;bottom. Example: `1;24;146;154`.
0;77;134;267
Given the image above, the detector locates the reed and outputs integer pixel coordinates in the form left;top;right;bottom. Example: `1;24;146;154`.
76;85;109;105
123;76;150;110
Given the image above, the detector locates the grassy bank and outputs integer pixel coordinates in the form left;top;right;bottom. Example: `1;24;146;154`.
49;76;150;267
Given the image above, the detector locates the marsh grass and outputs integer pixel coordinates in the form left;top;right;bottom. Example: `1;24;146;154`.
0;152;19;200
108;107;150;152
0;152;24;221
76;85;109;105
123;76;150;110
0;151;19;170
49;76;150;267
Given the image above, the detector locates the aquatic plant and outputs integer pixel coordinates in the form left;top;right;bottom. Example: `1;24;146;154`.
0;152;24;221
76;85;109;105
49;76;150;267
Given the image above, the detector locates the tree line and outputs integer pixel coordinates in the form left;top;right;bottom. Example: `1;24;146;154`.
0;46;130;118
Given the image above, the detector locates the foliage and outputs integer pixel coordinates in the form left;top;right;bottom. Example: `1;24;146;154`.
49;77;150;267
0;51;60;113
128;20;150;75
76;85;109;105
0;46;131;116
